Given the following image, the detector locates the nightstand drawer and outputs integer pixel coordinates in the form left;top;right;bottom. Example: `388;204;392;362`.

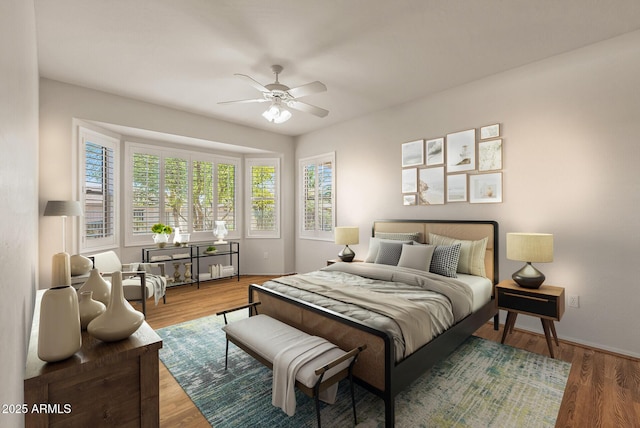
497;288;559;318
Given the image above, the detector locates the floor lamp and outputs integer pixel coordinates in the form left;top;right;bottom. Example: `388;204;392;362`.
44;200;83;286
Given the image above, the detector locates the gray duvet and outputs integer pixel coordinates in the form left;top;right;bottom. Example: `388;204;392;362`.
260;262;474;361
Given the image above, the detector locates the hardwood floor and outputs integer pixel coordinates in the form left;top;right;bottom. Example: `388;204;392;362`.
142;276;640;428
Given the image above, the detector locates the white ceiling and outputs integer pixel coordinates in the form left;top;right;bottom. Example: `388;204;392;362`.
35;0;640;138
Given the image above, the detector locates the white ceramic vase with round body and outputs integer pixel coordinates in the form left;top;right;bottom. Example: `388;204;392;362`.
78;290;106;330
87;271;144;342
79;268;111;306
153;233;169;248
70;254;93;276
38;285;82;362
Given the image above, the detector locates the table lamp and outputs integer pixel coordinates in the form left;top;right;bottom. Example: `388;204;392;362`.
335;226;359;262
44;200;83;286
506;232;553;289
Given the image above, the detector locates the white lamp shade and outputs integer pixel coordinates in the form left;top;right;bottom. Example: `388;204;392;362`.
44;200;83;217
335;227;359;245
506;233;553;263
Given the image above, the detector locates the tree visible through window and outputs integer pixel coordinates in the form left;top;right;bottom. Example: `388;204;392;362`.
246;158;279;238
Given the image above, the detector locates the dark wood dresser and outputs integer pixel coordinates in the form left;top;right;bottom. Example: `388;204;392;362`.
24;290;162;427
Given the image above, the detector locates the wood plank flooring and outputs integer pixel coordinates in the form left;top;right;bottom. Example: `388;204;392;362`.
142;276;640;428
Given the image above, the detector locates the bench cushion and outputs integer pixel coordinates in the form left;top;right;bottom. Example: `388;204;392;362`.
222;314;350;389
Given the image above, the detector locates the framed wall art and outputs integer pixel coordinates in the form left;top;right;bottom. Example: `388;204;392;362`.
426;137;444;166
480;123;500;140
418;167;445;205
402;168;418;193
403;194;417;206
446;129;476;172
478;139;502;171
469;172;502;203
401;140;424;167
446;174;467;202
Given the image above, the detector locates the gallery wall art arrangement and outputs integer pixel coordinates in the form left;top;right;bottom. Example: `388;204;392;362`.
401;123;503;206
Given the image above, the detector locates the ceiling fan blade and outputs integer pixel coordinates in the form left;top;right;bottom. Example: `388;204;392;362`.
234;73;270;92
218;98;269;105
287;81;327;98
288;100;329;118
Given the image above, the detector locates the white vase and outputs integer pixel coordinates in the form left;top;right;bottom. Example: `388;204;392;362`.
88;271;144;342
51;252;71;286
78;290;106;330
70;254;93;276
153;233;169;248
38;285;82;362
79;268;111;306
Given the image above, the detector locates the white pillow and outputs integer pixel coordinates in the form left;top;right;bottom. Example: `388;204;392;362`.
397;244;436;271
365;238;414;263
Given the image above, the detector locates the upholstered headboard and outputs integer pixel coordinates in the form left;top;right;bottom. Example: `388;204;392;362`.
372;219;499;284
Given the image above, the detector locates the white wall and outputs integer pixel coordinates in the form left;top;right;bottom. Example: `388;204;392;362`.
39;79;296;287
295;31;640;358
0;1;39;426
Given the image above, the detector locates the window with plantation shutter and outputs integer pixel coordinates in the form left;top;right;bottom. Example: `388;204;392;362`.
125;143;240;245
299;153;335;240
79;127;119;251
131;152;161;235
216;161;237;232
164;156;189;231
246;158;280;238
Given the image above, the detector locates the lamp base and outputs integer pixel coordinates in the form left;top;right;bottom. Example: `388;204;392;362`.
214;239;227;245
512;262;545;289
338;245;355;262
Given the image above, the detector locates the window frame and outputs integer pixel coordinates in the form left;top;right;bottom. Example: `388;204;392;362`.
299;152;336;241
245;157;280;239
77;126;120;252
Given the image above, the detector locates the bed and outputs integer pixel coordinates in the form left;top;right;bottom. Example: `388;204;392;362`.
248;219;499;427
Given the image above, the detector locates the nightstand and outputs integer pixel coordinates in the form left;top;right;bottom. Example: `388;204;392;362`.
496;280;565;358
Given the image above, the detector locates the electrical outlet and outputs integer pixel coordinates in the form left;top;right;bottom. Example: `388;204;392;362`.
568;295;580;308
263;251;269;260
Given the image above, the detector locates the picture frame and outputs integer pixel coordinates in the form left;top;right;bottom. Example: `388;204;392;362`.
426;137;444;166
446;174;467;202
401;140;424;167
480;123;500;140
446;129;476;172
418;167;445;205
469;172;502;203
478;139;503;171
403;194;417;206
402;168;417;193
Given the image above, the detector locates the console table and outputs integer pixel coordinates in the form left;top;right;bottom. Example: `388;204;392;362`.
24;290;162;427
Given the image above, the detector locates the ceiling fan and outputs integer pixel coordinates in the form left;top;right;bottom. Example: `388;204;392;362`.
218;65;329;124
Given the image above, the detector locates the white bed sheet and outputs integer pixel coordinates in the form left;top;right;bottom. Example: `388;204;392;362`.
456;273;492;312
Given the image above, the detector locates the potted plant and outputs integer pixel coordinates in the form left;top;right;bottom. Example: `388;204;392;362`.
205;245;217;254
151;223;173;248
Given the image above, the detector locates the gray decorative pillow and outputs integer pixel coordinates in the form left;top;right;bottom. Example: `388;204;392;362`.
365;238;414;263
375;241;405;266
429;243;462;278
397;244;436;271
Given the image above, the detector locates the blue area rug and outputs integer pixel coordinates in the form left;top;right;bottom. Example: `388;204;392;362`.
157;314;570;427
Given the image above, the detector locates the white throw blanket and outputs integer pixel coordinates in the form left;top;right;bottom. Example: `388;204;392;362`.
146;273;166;305
272;336;339;416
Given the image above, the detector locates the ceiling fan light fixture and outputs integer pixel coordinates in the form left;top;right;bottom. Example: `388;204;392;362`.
262;100;291;124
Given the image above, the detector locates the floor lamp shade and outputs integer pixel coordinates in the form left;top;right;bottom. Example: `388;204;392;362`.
335;227;359;262
506;233;553;289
